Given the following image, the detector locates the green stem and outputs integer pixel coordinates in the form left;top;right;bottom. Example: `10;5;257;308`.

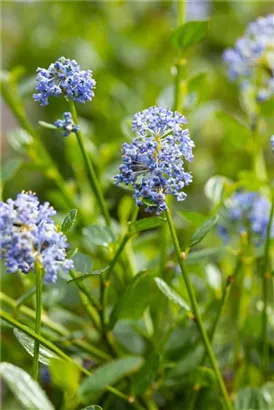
177;0;186;26
69;100;111;226
261;199;274;378
173;0;186;112
32;265;43;380
0;291;110;361
165;208;233;410
1;310;142;406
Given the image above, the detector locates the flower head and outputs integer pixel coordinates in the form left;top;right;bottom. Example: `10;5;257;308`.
0;191;74;283
223;14;274;101
115;106;195;214
218;191;274;244
33;57;96;106
55;112;79;137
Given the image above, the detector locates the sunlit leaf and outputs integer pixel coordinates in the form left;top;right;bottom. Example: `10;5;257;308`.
61;209;78;234
0;362;54;410
79;357;143;402
49;358;80;393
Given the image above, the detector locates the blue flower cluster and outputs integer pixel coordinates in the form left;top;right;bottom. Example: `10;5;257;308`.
223;14;274;101
33;57;96;106
115;106;194;214
218;191;274;243
55;112;80;137
0;191;74;283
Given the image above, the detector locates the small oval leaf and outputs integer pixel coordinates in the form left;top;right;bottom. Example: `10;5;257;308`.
189;215;219;248
128;216;166;234
154;277;190;311
171;20;208;51
0;362;54;410
61;209;78;234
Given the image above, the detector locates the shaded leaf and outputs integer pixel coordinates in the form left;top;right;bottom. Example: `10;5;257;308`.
186;247;225;264
79;357;143;402
133;352;160;396
186;366;217;387
109;271;154;329
216;111;251;149
154;277;190;311
14;329;59;365
190;215;219;247
0;362;54;410
73;252;93;274
129;216;166;234
61;209;78;234
83;225;115;247
172;21;208;51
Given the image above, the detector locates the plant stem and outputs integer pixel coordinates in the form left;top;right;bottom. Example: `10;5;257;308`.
261;199;274;378
69;100;111;226
173;0;186;112
165;208;233;410
1;310;144;407
32;264;43;381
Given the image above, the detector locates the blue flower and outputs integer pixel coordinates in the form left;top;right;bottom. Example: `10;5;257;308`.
115;106;195;214
33;57;96;106
55;112;80;137
218;191;274;244
0;191;74;283
223;14;274;101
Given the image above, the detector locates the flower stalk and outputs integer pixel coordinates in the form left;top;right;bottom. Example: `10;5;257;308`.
32;263;43;380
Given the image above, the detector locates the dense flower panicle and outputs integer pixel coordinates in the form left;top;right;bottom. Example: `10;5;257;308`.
55;112;80;137
115;106;195;214
33;57;96;106
223;14;274;101
218;191;274;243
0;192;74;283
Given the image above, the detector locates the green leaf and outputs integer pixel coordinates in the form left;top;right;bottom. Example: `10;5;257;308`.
83;225;115;247
0;362;54;410
67;266;109;283
154;277;190;311
185;247;225;264
7;128;33;153
216;111;251;149
109;271;154;329
185;366;217;387
38;121;57;130
79;357;143;402
189;215;219;248
204;175;232;206
61;209;78;234
133;352;160;395
171;21;208;51
14;329;59;365
73;252;93;274
49;358;80;393
128;216;166;234
235;383;274;409
80;407;103;410
178;210;207;227
2;158;23;183
16;286;36;307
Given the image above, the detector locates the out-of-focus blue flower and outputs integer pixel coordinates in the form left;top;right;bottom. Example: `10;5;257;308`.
115;106;194;214
218;191;274;244
0;191;74;283
186;0;211;21
271;135;274;152
55;112;79;137
223;14;274;101
33;57;96;106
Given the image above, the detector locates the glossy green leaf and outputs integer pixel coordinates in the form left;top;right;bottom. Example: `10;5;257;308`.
189;215;219;247
73;252;93;274
2;158;23;183
172;21;208;51
154;277;190;311
109;271;154;329
133;351;160;395
79;357;143;402
128;216;166;234
38;121;57;130
83;225;115;247
0;362;54;410
49;358;80;393
67;266;109;283
14;329;59;365
61;209;78;234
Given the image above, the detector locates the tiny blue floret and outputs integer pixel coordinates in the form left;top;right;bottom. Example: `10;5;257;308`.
55;112;80;137
0;191;74;283
115;106;195;214
33;57;96;106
